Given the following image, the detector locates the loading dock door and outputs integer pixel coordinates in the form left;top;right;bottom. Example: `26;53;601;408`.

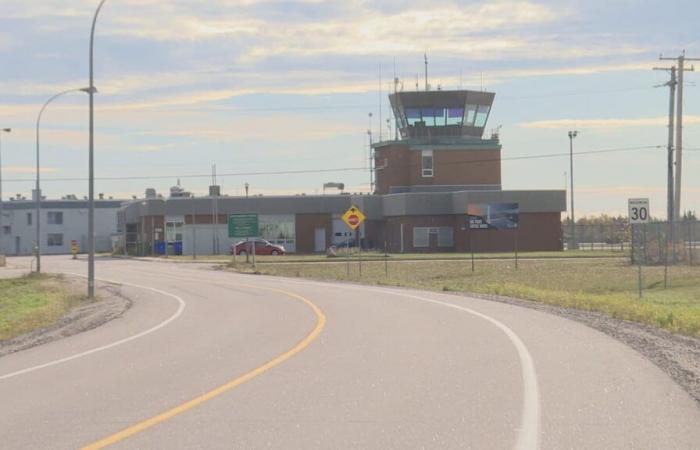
314;228;326;252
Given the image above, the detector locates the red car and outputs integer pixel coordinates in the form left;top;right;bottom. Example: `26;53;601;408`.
231;239;286;256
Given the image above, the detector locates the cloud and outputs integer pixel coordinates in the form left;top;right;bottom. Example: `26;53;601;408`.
4;166;59;174
519;116;700;130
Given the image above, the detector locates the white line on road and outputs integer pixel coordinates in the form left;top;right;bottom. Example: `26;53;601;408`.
0;275;186;381
265;276;541;450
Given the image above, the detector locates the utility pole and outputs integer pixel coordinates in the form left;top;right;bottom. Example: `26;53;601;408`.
660;51;699;220
568;130;578;250
368;112;373;194
654;65;677;223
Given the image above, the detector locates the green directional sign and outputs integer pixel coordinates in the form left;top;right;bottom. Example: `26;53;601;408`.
228;214;259;238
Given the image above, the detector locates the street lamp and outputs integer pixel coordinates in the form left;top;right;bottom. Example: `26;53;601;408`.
35;88;92;273
568;130;578;250
367;129;373;194
88;0;108;298
0;128;10;256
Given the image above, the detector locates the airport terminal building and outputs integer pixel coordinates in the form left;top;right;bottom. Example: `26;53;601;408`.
118;88;565;255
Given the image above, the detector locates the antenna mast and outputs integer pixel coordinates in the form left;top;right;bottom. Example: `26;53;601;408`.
424;53;429;91
379;64;382;141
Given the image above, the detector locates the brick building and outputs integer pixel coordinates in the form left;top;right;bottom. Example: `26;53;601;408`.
118;88;565;255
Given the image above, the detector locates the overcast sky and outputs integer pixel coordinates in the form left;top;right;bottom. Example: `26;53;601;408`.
0;0;699;217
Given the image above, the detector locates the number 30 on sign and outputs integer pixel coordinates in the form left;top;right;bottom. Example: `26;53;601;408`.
628;198;650;224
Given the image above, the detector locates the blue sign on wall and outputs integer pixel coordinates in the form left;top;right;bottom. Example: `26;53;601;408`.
468;203;519;230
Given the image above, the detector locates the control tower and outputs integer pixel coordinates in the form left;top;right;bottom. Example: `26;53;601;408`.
390;90;495;140
374;89;501;195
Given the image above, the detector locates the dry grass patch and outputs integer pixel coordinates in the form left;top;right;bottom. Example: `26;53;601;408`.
247;258;700;338
0;275;85;341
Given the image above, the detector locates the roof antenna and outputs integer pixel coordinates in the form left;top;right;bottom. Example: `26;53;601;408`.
378;63;382;141
424;52;429;91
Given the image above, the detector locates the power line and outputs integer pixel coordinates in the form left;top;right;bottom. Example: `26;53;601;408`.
2;144;663;184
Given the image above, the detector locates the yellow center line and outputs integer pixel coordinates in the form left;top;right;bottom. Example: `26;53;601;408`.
81;282;326;450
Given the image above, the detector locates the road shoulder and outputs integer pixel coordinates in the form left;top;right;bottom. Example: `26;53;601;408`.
0;278;131;358
427;289;700;407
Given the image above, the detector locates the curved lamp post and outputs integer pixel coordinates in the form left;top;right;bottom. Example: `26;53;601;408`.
0;128;10;255
35;88;92;273
87;0;108;298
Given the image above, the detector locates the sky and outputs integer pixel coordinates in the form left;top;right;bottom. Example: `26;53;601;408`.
0;0;699;217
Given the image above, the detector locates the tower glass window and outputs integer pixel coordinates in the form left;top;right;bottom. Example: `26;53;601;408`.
474;105;491;127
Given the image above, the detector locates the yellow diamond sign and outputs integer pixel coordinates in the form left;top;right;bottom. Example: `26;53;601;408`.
342;205;366;230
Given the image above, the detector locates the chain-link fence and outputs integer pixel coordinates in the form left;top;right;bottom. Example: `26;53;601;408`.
563;221;699;265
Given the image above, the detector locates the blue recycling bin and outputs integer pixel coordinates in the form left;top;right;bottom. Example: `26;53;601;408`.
155;241;166;255
174;242;183;256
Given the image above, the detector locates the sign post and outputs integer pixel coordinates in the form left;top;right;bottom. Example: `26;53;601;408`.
628;198;650;298
228;214;259;270
341;205;367;277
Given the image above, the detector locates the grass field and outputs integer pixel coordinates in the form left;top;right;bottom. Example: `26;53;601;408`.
241;258;700;338
167;249;626;264
0;275;83;341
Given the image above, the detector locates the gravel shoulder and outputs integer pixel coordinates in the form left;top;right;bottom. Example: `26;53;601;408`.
0;277;132;357
437;289;700;407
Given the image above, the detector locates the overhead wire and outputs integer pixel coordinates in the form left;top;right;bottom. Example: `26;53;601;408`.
2;144;664;184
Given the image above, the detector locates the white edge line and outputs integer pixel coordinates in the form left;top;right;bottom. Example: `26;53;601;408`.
0;273;186;381
261;276;541;450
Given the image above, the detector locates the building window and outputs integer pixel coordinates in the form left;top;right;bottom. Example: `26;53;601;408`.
165;221;184;242
413;227;430;248
259;215;296;248
464;105;478;126
47;233;63;247
437;227;454;247
27;212;32;225
421;150;433;177
47;211;63;225
2;225;10;235
413;227;453;248
474;105;491;127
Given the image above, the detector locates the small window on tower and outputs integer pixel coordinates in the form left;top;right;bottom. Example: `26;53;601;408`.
421;150;433;177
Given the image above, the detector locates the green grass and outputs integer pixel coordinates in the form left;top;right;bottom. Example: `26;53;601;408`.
0;275;84;341
164;249;625;264
242;258;700;338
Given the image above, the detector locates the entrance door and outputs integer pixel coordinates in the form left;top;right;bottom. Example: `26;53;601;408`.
314;227;326;252
15;236;20;255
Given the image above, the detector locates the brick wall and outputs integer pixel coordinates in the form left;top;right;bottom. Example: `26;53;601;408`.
375;144;501;194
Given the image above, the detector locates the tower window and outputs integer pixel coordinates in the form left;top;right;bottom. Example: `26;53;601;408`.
421;150;434;177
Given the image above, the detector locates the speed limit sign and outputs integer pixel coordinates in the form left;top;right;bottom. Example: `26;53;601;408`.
628;198;650;224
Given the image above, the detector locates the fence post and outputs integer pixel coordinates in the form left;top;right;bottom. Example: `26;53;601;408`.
663;222;669;288
631;224;636;265
688;221;694;266
384;240;388;276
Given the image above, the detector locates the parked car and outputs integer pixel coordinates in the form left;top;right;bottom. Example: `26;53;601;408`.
231;239;286;256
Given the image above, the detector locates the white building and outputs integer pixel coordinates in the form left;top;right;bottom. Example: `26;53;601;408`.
0;196;124;256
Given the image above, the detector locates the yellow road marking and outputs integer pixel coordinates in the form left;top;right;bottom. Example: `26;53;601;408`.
81;283;326;450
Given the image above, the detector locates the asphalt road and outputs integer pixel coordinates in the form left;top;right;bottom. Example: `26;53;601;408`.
1;256;699;449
